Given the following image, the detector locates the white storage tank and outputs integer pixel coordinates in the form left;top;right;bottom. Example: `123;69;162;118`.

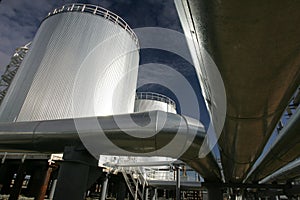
0;4;139;122
134;92;177;114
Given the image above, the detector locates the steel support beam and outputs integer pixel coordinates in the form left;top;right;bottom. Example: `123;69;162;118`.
49;179;57;200
100;173;109;200
175;166;181;200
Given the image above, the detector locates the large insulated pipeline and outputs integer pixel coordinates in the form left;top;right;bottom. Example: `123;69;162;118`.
0;110;221;181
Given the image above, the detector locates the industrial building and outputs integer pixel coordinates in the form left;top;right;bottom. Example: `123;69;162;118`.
0;1;299;200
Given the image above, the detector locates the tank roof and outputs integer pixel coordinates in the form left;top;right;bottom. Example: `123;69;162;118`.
46;4;139;46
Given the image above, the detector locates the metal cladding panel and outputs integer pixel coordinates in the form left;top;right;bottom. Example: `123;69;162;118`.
0;12;139;122
134;99;177;114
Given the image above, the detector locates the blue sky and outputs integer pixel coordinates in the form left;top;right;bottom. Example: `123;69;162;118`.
0;0;210;126
0;0;181;69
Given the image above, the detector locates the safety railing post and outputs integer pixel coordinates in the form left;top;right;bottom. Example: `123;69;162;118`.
93;6;97;15
81;5;85;12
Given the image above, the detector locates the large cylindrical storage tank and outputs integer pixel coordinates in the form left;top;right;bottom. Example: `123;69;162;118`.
0;4;139;122
134;92;177;114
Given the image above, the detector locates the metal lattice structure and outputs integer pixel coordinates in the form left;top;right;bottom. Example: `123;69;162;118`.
0;43;30;105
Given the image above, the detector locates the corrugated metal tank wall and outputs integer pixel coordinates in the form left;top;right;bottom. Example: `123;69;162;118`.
0;9;139;122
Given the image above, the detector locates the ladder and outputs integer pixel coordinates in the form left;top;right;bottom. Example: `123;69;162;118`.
121;167;148;200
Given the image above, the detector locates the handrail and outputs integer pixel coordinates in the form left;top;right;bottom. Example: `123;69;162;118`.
144;167;174;181
275;86;300;133
135;92;176;109
46;4;139;46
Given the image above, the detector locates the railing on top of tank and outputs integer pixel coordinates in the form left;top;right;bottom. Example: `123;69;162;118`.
47;4;139;46
135;92;176;109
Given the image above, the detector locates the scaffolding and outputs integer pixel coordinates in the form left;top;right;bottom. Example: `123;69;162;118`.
0;43;31;105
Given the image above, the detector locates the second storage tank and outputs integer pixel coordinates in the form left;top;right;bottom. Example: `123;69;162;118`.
134;92;177;114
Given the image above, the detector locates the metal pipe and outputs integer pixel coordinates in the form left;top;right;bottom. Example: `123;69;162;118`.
260;159;300;184
246;107;300;182
0;111;221;181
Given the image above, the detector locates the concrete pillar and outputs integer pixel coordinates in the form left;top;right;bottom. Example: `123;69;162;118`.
53;146;100;200
54;160;90;200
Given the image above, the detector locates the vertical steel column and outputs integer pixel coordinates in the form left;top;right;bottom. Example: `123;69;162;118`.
175;166;181;200
100;173;109;200
49;179;57;200
145;188;149;200
153;188;157;200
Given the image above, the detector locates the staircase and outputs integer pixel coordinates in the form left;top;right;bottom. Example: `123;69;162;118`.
121;167;148;200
